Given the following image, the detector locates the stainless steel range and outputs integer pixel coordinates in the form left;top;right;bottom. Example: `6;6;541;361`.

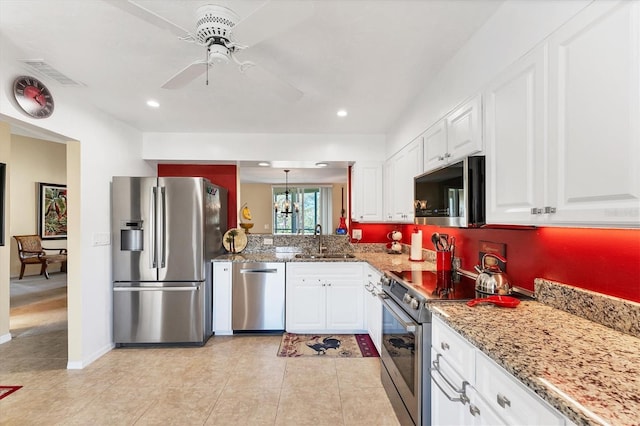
379;269;477;426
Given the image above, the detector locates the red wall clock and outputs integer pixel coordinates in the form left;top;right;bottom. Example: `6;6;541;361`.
13;75;55;118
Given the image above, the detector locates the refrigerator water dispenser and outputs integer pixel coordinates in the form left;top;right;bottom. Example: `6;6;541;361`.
120;220;143;251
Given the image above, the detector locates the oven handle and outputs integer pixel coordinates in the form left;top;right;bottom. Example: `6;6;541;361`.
430;353;470;404
379;296;418;333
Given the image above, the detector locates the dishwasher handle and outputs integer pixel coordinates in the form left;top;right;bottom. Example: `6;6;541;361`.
239;269;279;274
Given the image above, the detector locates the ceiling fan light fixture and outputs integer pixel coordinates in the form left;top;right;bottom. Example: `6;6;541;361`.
208;43;230;64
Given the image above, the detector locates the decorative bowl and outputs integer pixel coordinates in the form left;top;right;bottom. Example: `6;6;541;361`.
239;222;254;233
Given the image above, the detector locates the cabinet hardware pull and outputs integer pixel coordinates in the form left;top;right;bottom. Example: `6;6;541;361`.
441;342;450;351
497;393;511;408
544;206;556;214
469;404;480;417
530;207;543;215
430;356;469;404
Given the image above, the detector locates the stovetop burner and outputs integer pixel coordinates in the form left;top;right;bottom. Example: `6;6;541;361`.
386;269;477;301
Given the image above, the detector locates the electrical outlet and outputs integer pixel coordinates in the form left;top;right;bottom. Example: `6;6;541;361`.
352;229;362;240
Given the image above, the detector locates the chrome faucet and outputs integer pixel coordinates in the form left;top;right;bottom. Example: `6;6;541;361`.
314;224;325;253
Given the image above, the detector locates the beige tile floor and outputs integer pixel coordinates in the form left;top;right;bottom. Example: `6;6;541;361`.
0;275;401;425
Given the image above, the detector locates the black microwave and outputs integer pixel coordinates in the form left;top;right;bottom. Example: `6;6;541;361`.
414;156;485;227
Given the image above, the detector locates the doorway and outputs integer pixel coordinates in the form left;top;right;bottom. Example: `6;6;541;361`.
0;118;79;368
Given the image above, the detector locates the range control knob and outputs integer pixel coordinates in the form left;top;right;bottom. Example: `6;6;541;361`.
403;293;413;304
410;298;420;310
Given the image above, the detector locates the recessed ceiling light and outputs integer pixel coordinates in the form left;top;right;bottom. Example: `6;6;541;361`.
146;100;160;108
315;162;328;167
337;109;348;117
258;162;270;167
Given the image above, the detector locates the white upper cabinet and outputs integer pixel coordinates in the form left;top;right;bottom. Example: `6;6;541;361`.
388;137;423;222
485;45;547;224
423;119;448;172
383;160;395;221
486;0;640;227
546;0;639;226
424;95;483;173
350;161;384;222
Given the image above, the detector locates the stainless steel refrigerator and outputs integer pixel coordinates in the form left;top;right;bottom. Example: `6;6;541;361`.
112;176;227;345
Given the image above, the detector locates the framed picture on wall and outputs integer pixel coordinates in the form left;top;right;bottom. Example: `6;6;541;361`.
38;182;67;240
0;163;5;246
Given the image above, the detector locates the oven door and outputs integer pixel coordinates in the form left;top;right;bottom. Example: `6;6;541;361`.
379;295;422;425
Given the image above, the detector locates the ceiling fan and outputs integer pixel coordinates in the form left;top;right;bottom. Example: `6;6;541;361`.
108;0;313;101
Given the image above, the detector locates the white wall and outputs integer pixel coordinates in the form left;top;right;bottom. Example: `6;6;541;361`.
142;132;386;163
0;36;153;367
386;0;592;157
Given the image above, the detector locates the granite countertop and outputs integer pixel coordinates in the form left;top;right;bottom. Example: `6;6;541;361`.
430;301;640;426
212;251;436;270
353;252;435;272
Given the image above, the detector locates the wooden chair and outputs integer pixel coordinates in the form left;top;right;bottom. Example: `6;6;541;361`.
13;235;67;279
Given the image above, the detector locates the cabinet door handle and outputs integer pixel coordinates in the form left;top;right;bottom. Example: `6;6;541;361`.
469;404;480;417
530;207;543;215
497;393;511;408
440;342;450;351
444;152;451;158
544;206;556;214
430;354;469;404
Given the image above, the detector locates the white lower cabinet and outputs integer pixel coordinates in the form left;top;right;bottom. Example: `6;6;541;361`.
364;265;382;353
432;316;566;426
286;262;364;333
212;261;232;335
475;351;564;426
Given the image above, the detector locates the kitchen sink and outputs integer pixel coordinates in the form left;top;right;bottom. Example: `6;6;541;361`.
322;253;356;259
294;253;356;259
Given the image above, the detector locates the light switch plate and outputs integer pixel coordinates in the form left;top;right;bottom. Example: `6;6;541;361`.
352;229;362;240
92;232;111;246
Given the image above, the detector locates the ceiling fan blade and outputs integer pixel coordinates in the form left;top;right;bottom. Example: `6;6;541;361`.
232;0;314;47
162;61;208;89
106;0;193;39
243;64;303;102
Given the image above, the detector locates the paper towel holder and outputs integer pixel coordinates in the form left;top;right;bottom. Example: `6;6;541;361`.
410;228;423;262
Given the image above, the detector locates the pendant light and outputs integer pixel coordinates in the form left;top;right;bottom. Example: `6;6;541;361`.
274;169;299;215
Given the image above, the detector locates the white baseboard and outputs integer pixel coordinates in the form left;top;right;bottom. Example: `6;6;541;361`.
0;333;12;344
66;342;115;370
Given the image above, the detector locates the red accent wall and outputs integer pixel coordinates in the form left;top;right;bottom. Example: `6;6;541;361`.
157;164;237;229
350;221;640;302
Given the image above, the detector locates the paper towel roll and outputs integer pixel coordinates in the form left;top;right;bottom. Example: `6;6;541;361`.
410;230;422;261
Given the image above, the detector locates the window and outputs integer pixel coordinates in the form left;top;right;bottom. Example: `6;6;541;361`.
273;186;333;234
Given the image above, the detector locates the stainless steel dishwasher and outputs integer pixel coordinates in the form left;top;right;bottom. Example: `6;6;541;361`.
232;262;285;332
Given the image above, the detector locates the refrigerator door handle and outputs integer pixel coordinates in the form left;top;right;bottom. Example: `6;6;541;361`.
151;186;158;269
160;186;167;268
114;286;200;292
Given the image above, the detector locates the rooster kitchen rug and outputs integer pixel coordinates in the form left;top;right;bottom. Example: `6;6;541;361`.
277;333;379;358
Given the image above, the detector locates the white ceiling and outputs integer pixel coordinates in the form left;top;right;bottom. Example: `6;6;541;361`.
0;0;503;181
